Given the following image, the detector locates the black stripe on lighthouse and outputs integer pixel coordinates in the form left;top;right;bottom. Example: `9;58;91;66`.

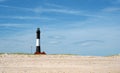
36;28;41;53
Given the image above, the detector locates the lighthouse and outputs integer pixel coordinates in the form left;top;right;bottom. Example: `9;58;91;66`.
34;28;46;55
35;28;41;54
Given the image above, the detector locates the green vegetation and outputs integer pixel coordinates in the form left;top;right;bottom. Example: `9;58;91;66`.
0;53;5;55
50;54;79;56
0;52;34;55
105;54;120;57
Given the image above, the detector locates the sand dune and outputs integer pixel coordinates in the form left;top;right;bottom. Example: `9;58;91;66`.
0;54;120;73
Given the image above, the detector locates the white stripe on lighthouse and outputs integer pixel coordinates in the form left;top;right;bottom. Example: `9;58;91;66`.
36;39;40;46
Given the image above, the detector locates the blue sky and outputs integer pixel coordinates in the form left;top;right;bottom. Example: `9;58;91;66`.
0;0;120;56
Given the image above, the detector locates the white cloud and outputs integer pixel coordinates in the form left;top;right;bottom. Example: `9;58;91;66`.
0;4;101;18
48;41;61;44
0;4;80;15
0;16;55;20
45;3;65;8
33;7;81;14
47;35;65;39
0;4;33;11
34;7;103;18
74;40;104;47
0;23;34;28
0;24;23;27
47;9;80;14
102;7;120;12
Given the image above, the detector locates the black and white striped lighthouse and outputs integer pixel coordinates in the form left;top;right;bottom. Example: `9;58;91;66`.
35;28;41;54
34;28;46;55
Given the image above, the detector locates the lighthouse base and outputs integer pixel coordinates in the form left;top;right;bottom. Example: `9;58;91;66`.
34;51;46;55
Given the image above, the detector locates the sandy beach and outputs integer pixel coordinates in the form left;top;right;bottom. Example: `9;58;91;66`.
0;54;120;73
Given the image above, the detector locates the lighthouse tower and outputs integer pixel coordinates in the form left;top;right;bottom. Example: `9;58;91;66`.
34;28;46;55
35;28;41;54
